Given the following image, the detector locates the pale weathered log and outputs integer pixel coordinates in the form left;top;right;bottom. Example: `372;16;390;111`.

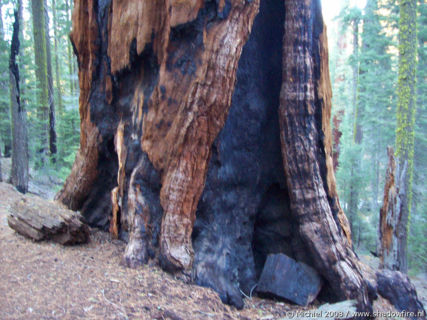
376;270;426;320
8;196;89;245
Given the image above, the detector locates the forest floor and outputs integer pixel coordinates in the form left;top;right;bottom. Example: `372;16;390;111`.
0;181;313;320
0;158;426;319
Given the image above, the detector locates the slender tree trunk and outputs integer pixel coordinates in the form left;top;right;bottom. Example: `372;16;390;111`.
332;111;343;172
51;0;63;116
31;0;50;165
0;0;12;158
348;16;362;242
379;147;408;271
0;146;2;182
352;20;361;144
44;0;57;158
10;6;29;193
394;0;417;274
64;0;74;94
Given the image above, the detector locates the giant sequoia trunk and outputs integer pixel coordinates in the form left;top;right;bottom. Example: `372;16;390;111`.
56;0;424;315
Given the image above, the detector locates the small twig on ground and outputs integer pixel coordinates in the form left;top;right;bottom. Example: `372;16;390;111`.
239;288;251;299
196;310;215;317
250;283;258;298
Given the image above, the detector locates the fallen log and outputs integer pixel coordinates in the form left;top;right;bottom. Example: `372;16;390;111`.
376;269;426;320
8;195;89;245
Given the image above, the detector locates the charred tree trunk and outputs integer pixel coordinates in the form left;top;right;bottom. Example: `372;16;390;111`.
379;146;408;271
56;0;423;315
279;0;368;312
10;8;29;194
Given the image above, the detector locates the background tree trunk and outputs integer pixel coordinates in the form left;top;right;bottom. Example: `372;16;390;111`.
56;0;424;315
0;0;12;159
394;0;417;274
31;0;50;165
51;0;63;116
44;0;57;157
379;146;405;270
10;6;29;193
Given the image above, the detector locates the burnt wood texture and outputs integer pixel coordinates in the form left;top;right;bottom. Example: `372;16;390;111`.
55;0;424;315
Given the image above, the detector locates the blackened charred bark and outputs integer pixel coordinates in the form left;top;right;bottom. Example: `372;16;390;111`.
376;270;426;320
56;0;261;273
9;9;29;193
278;0;369;313
56;0;423;314
192;0;307;309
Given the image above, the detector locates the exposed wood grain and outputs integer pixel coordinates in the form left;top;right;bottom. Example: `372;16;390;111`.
278;0;370;313
8;196;89;245
379;146;408;271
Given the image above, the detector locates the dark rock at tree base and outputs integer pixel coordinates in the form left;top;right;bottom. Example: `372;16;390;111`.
376;269;426;320
256;254;322;306
8;196;90;245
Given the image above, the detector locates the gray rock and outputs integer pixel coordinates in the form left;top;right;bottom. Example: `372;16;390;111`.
257;253;322;306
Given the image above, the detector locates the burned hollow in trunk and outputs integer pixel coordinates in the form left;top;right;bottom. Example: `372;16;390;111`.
55;0;425;316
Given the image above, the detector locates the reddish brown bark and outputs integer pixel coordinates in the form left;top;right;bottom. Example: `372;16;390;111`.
57;0;260;271
55;0;423;315
278;0;367;311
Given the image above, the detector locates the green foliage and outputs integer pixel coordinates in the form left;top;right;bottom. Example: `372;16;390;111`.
0;0;79;185
408;0;427;272
332;0;426;272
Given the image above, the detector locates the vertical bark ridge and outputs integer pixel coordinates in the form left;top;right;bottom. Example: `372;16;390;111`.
58;0;260;271
55;0;101;210
279;0;370;313
155;1;260;270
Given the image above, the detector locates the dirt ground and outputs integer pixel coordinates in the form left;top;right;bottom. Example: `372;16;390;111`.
0;182;310;320
0;180;426;320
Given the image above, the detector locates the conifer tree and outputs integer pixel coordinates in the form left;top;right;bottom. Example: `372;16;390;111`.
394;0;417;273
31;0;50;165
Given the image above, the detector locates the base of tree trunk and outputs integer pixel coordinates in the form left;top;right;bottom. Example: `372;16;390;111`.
54;0;425;316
